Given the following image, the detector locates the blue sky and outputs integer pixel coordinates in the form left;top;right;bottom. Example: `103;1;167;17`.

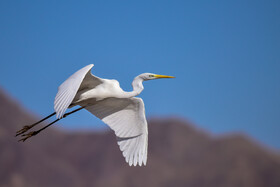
0;1;280;149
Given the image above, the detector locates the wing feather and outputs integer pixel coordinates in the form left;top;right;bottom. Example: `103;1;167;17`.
54;64;103;118
85;97;148;166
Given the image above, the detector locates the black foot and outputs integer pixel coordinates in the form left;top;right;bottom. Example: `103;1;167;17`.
18;131;39;142
16;125;33;137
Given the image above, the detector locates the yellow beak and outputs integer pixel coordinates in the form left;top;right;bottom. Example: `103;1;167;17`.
154;74;175;78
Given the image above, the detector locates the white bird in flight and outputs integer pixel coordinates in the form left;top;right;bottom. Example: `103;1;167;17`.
16;64;174;166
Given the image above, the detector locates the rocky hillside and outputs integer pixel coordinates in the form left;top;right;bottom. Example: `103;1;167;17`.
0;88;280;187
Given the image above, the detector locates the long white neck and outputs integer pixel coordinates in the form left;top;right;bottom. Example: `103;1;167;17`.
122;76;144;98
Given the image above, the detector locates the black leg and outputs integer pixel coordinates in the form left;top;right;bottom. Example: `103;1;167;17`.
16;112;56;137
18;106;85;142
62;106;85;117
19;118;61;142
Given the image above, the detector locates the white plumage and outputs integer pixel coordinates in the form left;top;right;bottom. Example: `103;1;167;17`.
86;97;148;166
18;64;174;166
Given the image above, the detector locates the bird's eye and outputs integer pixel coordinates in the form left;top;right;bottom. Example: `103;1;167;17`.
149;75;154;77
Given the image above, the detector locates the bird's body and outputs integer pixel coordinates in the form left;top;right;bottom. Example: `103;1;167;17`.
16;64;174;166
73;78;135;104
54;64;146;116
73;79;123;104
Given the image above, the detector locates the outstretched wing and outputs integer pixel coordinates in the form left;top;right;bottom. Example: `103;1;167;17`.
54;64;103;118
85;97;148;166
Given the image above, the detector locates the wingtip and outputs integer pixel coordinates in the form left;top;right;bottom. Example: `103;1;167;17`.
56;111;64;119
143;160;147;166
126;159;146;167
84;64;94;69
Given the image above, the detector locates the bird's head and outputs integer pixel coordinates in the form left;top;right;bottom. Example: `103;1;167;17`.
139;73;175;81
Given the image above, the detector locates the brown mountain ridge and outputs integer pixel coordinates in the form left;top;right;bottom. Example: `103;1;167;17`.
0;88;280;187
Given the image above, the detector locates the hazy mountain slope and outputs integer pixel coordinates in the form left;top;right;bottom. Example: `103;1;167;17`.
0;88;280;187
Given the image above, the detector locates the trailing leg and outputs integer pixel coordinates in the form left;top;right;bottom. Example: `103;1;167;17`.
18;106;85;142
15;112;56;137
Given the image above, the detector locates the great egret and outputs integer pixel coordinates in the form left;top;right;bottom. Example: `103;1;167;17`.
16;64;174;166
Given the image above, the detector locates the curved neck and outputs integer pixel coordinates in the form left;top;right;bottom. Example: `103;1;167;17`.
122;76;144;98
